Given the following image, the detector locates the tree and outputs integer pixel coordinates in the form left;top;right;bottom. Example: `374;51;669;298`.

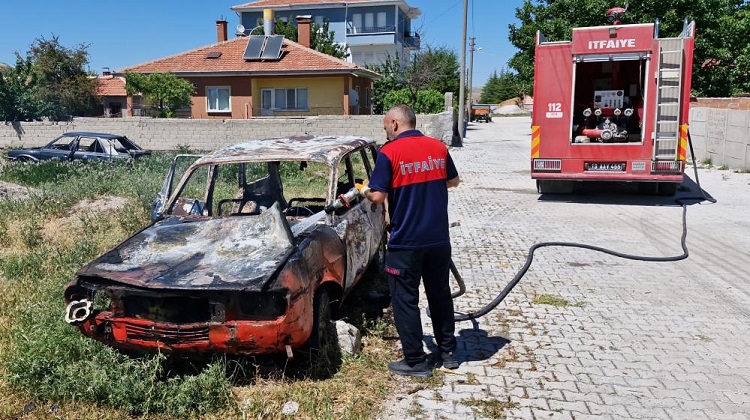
367;54;404;114
269;17;347;59
0;57;46;121
402;46;460;107
382;88;445;114
23;36;100;120
480;69;527;104
508;0;750;96
368;46;459;112
124;72;194;118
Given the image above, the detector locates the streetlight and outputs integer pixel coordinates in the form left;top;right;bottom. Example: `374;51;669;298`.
455;0;468;147
468;38;482;116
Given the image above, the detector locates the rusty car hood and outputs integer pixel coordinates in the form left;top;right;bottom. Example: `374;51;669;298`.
77;203;295;290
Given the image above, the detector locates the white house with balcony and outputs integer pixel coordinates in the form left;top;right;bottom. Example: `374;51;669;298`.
231;0;421;69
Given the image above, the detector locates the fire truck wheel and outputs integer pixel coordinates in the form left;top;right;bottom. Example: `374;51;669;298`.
657;182;678;196
537;180;574;194
637;182;658;195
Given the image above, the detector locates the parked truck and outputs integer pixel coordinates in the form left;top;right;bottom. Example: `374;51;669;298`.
530;7;695;195
470;104;492;123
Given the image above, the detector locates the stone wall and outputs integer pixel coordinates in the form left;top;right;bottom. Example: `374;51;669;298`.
0;111;454;151
690;107;750;171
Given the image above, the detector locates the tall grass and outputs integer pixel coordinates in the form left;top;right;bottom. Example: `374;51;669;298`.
0;153;398;418
0;154;235;416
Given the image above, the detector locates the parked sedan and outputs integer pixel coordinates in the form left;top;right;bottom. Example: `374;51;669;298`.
7;132;151;162
63;136;385;363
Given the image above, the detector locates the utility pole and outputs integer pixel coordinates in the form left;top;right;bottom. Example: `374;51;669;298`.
455;0;468;147
468;37;476;113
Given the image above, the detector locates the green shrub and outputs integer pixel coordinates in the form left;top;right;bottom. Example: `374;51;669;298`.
382;88;445;114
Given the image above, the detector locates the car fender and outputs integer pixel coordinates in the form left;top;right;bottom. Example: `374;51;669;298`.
8;154;39;162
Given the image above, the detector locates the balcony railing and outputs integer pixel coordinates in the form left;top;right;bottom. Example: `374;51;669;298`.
347;25;396;35
404;32;421;49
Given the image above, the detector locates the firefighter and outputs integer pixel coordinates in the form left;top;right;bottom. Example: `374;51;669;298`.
360;104;461;378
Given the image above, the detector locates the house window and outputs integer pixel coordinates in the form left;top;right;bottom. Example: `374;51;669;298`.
377;12;386;29
364;13;374;30
352;14;362;32
207;86;231;112
261;88;308;110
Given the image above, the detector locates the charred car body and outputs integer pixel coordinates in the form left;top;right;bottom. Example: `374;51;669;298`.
64;136;385;357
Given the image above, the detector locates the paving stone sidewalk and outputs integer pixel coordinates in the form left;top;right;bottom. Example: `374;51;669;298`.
378;117;750;419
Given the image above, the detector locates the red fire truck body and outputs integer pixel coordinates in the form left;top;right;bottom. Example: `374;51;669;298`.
530;17;696;195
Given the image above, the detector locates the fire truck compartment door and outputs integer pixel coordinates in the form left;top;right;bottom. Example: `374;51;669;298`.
533;43;573;135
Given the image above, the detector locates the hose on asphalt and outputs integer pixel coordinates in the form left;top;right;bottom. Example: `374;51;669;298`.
443;129;717;322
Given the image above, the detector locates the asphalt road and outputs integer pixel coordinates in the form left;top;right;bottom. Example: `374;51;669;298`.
380;116;750;419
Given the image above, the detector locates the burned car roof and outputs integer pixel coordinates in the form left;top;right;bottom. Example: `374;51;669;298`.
192;135;375;166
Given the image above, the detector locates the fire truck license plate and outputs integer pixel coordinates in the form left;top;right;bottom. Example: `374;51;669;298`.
585;162;626;172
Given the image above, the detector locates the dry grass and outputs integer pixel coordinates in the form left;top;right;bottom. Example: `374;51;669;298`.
531;293;586;308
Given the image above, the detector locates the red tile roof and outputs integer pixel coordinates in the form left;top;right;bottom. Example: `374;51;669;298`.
119;37;378;79
96;76;127;96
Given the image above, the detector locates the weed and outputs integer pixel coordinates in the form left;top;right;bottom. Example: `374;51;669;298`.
532;294;586;307
175;144;202;154
464;396;519;418
464;372;480;385
20;218;43;249
407;400;426;418
718;164;730;170
701;157;713;167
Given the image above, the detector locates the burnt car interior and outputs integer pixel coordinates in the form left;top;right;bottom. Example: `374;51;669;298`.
167;146;376;224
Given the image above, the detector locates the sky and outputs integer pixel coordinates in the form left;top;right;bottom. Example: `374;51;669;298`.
0;0;525;88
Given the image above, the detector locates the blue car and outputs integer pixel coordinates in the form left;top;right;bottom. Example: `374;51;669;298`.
7;132;151;163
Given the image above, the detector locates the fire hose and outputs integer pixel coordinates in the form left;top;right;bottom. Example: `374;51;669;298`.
442;130;716;322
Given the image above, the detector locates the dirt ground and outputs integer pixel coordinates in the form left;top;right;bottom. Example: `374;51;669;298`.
0;181;35;201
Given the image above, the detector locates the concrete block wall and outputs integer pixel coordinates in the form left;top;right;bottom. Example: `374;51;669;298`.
0;111;454;152
690;107;750;171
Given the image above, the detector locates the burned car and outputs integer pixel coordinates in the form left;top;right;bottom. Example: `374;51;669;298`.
7;132;151;163
64;136;385;358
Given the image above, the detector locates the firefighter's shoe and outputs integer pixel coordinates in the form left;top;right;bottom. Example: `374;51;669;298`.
387;358;433;378
440;352;460;370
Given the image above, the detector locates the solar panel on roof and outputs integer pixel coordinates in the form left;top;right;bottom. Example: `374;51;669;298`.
243;36;265;60
261;35;284;60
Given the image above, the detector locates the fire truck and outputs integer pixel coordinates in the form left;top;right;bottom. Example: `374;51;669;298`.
530;7;696;195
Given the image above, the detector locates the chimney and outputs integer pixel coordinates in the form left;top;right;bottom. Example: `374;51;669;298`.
296;15;312;48
216;20;228;43
264;9;275;35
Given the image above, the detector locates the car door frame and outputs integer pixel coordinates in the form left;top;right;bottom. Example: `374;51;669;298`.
331;145;385;294
40;134;78;161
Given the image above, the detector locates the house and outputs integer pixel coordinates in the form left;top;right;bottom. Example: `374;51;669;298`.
231;0;421;69
95;71;127;117
118;17;379;119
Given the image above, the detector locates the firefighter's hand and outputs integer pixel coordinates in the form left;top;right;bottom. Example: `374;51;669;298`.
355;179;370;198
